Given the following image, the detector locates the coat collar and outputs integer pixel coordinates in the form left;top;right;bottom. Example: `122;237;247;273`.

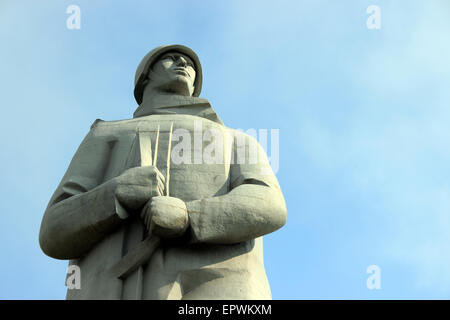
133;94;223;125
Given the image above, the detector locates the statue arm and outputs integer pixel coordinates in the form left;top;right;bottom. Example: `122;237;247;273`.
39;127;125;260
39;179;125;260
186;183;286;244
186;133;287;244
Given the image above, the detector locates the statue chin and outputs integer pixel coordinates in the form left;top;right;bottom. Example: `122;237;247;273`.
163;77;194;96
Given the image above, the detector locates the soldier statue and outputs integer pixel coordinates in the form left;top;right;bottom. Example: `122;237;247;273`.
39;45;287;299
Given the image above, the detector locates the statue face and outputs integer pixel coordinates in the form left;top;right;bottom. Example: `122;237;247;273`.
147;51;196;96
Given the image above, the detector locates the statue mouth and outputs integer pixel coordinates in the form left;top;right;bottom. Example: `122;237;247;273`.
173;68;190;77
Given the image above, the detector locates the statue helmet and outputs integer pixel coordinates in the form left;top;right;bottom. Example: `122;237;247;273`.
133;44;203;105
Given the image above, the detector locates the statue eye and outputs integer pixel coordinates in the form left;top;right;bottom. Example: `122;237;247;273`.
163;55;175;61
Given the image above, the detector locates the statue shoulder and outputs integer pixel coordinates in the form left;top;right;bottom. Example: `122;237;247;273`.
90;118;105;130
89;117;138;131
87;117;141;138
226;127;260;144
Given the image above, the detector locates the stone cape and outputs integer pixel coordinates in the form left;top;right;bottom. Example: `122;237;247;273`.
40;103;286;299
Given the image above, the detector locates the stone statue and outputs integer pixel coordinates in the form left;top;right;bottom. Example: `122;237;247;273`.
39;44;287;299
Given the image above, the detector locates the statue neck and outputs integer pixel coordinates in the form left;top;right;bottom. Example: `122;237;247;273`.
134;92;204;117
133;90;223;125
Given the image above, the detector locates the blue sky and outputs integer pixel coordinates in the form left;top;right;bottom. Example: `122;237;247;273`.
1;0;449;299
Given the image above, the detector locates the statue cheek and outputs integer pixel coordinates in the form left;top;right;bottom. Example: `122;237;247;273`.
156;69;175;83
188;67;196;79
161;60;174;70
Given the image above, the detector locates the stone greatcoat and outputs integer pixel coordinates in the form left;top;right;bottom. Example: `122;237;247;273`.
39;97;287;299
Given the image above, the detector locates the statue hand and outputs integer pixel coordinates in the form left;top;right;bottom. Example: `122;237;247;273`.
140;196;189;238
113;166;165;212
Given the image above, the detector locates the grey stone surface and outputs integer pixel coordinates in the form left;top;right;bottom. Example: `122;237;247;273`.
39;44;287;299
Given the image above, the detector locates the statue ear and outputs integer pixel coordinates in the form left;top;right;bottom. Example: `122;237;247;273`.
142;71;152;89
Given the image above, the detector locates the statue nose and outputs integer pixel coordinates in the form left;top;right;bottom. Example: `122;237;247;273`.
176;56;187;67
